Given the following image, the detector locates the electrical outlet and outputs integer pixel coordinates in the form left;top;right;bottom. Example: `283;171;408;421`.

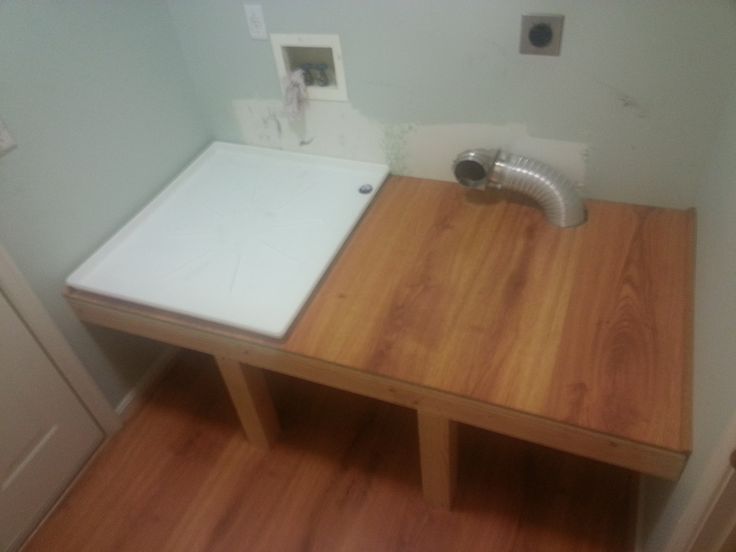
0;118;17;157
520;15;564;56
244;4;268;40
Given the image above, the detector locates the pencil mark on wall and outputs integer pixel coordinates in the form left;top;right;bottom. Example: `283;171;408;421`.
616;93;648;119
582;72;650;120
262;111;282;139
581;147;591;168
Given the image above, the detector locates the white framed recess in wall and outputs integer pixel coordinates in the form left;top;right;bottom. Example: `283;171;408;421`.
270;34;348;101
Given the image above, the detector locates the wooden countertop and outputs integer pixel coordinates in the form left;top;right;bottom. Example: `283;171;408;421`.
66;176;694;478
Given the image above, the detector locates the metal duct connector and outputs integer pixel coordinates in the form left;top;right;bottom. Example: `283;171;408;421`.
452;149;586;228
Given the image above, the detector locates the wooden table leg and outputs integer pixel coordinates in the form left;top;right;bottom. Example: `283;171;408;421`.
417;410;458;508
215;356;280;448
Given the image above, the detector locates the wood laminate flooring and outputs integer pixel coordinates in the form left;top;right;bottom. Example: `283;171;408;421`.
25;351;635;551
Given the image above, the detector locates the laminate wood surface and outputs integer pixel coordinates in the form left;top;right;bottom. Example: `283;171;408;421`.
25;352;636;552
283;178;693;452
65;176;694;477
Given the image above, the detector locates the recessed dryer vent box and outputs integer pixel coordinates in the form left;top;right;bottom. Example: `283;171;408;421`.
271;34;348;101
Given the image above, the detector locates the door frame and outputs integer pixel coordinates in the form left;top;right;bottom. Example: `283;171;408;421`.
657;408;736;551
681;409;736;552
0;243;120;435
688;456;736;552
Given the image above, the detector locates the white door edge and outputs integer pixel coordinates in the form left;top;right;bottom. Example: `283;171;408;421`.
687;462;736;551
660;408;736;551
0;243;121;435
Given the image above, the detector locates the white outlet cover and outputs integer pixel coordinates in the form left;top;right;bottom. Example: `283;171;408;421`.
0;118;17;157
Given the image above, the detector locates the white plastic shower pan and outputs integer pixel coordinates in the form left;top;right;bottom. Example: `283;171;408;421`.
66;142;389;339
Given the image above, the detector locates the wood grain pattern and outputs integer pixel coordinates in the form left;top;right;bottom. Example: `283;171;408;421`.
25;352;636;552
65;176;694;478
418;411;458;508
215;357;279;447
284;179;693;453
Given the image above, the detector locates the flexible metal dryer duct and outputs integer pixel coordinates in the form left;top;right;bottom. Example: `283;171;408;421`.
452;149;586;228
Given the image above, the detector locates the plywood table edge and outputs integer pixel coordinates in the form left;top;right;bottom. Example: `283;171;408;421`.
65;287;687;480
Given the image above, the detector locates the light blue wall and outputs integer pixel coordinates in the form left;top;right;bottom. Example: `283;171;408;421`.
166;0;736;208
641;75;736;551
0;1;210;405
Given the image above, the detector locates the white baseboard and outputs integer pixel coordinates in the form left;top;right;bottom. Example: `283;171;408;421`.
115;346;180;420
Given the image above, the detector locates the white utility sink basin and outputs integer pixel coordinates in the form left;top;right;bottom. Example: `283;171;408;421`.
66;142;389;338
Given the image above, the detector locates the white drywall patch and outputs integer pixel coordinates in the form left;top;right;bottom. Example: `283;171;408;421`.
234;99;384;163
403;123;587;186
233;99;588;186
402;122;524;182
